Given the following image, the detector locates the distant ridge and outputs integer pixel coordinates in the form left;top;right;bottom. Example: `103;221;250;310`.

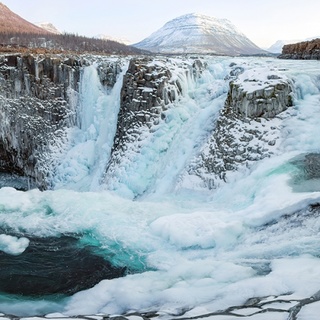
133;13;265;55
0;2;51;34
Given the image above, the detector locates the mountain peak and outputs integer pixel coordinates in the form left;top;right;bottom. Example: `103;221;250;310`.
133;13;264;55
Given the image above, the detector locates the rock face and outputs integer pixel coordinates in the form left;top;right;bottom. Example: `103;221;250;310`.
225;68;293;118
0;54;294;192
112;57;185;152
0;54;83;189
279;38;320;59
0;54;126;190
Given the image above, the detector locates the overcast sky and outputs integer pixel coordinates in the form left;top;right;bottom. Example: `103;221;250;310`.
3;0;320;48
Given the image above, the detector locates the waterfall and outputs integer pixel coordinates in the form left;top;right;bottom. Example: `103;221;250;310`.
52;60;129;190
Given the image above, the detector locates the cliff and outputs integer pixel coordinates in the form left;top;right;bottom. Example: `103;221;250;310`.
0;54;82;189
0;54;294;193
279;38;320;60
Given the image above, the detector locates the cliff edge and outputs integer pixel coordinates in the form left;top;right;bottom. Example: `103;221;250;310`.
279;38;320;60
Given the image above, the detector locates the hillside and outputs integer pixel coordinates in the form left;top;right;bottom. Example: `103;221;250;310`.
133;13;265;55
0;3;145;55
0;2;50;34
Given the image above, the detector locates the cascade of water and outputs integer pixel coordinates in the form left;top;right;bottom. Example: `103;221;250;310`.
52;60;129;191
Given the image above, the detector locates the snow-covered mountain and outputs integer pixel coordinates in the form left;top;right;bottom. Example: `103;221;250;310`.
35;22;61;34
133;13;265;55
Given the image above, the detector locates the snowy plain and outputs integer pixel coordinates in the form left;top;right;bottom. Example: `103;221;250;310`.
0;56;320;318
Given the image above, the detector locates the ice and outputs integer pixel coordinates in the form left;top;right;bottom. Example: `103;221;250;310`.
104;57;230;199
235;66;291;93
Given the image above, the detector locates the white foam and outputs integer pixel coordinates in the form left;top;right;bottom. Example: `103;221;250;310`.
0;234;29;255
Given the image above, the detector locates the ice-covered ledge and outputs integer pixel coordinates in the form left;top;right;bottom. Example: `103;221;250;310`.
225;67;294;119
2;289;320;320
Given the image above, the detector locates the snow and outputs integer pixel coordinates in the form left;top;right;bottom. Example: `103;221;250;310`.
234;67;290;93
1;56;320;318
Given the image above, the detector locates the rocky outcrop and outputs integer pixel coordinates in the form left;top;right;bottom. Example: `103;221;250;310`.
0;54;295;192
105;57;205;191
225;68;293;119
279;38;320;59
112;57;175;152
183;65;293;188
113;58;206;149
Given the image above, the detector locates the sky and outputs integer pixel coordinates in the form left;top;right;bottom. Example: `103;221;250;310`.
2;0;320;48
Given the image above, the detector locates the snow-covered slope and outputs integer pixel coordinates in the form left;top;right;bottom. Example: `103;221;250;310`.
133;13;265;55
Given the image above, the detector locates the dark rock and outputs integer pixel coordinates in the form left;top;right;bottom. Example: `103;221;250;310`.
103;57;207;196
